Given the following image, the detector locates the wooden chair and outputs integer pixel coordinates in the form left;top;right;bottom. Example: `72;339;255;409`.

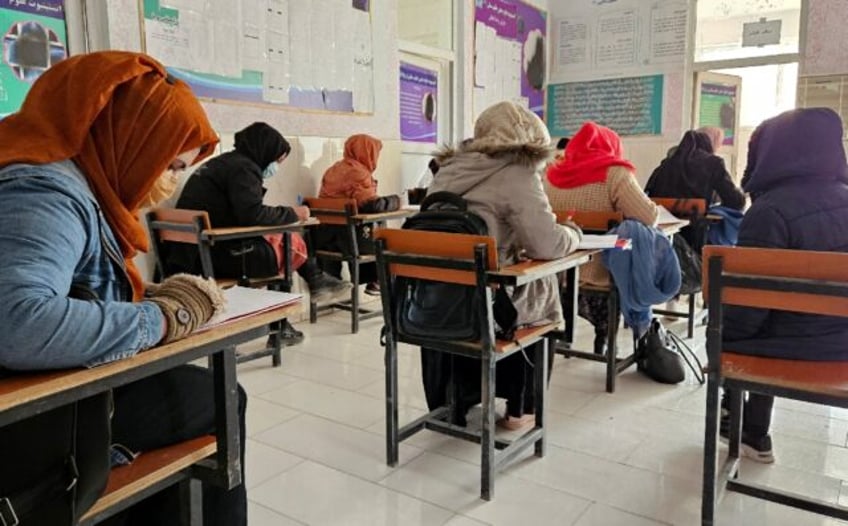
146;208;292;366
304;197;382;334
651;197;710;338
375;229;555;500
701;246;848;524
554;210;635;393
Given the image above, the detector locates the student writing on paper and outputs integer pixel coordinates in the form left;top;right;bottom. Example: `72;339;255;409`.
314;134;401;296
424;101;581;431
0;52;246;525
170;122;350;344
545;121;659;356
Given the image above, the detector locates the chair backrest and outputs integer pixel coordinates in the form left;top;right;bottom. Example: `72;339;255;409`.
703;246;848;318
555;210;623;232
375;229;497;286
304;197;358;226
651;197;707;219
146;208;213;279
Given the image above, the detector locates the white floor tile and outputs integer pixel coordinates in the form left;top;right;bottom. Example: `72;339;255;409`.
246;395;301;437
258;378;385;428
254;413;425;481
442;515;491;526
573;503;670;526
247;501;306;526
251;460;454;526
379;451;590;525
276;350;384;391
244;439;304;490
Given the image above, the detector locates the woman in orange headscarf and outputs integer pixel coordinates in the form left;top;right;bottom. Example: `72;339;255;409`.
0;52;246;525
545;122;658;355
316;134;401;294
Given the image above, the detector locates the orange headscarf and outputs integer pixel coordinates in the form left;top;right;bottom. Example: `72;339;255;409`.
546;122;634;189
319;134;383;205
0;51;218;300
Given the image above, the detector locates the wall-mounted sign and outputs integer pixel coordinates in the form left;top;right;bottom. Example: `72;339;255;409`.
742;18;782;48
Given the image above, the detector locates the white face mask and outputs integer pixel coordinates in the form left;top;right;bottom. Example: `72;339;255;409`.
262;162;278;180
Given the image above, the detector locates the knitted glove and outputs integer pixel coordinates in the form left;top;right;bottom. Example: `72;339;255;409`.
148;274;226;343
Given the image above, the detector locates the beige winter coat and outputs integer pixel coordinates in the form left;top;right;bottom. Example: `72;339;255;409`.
430;147;582;328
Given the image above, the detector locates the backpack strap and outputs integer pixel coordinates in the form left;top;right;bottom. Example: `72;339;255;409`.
420;191;468;212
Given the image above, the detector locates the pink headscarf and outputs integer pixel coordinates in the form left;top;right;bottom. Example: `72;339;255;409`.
696;126;724;153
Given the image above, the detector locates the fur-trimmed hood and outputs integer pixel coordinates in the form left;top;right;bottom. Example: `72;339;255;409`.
436;100;553;167
434;139;553;168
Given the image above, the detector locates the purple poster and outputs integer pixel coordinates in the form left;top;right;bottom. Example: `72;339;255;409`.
475;0;547;118
516;2;546;117
475;0;517;39
399;62;438;143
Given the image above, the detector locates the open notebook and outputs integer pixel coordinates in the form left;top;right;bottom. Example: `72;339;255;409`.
200;286;302;331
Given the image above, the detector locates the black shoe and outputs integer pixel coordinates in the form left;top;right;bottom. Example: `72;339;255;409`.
269;319;304;347
593;334;606;355
719;422;774;464
364;282;381;296
307;272;351;304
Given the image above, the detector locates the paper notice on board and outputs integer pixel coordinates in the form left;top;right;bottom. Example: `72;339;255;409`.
263;63;290;104
212;21;243;77
266;0;289;32
558;18;589;68
595;9;638;68
650;3;687;63
332;0;355;91
288;0;314;89
311;1;336;89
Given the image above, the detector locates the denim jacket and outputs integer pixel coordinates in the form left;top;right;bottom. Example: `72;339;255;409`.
0;160;164;370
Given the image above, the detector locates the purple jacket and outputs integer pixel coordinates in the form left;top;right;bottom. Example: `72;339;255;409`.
723;108;848;360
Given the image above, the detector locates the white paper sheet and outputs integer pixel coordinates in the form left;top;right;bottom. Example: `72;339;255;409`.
657;205;680;225
289;0;314;89
201;286;302;330
578;235;620;250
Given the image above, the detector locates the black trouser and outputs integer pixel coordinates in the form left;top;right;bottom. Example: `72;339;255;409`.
106;365;247;526
722;390;773;437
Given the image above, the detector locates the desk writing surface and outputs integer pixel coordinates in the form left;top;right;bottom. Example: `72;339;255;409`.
0;302;300;414
658;220;688;236
352;209;417;223
488;250;596;286
202;218;320;239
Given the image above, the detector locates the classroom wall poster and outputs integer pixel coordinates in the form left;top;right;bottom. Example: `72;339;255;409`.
474;0;546;119
698;83;737;146
399;62;437;143
546;75;664;137
0;0;68;117
142;0;374;113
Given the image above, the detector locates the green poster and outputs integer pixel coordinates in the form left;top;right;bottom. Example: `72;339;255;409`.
698;83;737;147
0;1;68;117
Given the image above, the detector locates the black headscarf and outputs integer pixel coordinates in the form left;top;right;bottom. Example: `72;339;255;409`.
646;130;721;202
233;122;290;169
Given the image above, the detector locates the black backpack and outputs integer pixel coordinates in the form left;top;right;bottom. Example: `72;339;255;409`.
395;192;517;341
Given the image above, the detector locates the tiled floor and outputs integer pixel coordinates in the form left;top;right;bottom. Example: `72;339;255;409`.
237;301;848;525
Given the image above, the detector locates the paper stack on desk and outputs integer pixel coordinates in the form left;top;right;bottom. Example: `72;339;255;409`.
201;286;302;330
657;205;680;225
577;235;631;250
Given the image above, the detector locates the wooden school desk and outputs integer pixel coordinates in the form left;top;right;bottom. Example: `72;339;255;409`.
0;301;300;525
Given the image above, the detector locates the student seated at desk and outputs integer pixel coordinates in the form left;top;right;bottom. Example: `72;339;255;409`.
315;134;401;295
426;101;581;431
545;121;659;355
646;128;746;213
720;108;848;463
170;122;350;341
0;52;246;526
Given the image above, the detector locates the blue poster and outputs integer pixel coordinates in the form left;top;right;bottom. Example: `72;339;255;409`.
546;75;664;137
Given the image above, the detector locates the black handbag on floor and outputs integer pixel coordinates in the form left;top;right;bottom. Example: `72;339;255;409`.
636;320;705;385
